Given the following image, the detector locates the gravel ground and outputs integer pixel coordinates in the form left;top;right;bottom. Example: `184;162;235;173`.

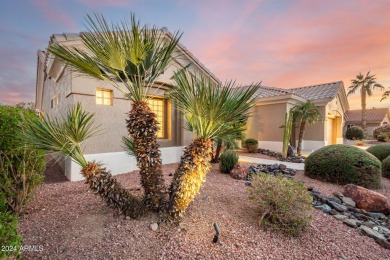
19;161;390;259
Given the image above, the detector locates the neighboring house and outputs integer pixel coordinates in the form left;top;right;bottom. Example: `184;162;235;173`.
344;108;390;137
245;81;349;152
36;32;219;181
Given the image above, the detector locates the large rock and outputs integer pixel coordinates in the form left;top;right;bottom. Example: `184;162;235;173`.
230;164;248;180
343;184;390;214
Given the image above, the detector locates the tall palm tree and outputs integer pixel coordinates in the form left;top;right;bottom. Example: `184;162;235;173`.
23;103;145;218
165;70;259;221
292;101;322;156
48;14;182;210
347;72;384;133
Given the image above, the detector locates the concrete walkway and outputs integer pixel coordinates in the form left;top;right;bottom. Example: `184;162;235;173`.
239;155;305;170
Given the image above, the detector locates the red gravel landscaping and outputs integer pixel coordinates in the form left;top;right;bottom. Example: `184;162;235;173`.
19;161;390;259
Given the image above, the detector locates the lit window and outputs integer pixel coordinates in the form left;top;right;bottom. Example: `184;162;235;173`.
147;98;166;138
51;93;60;109
96;89;113;105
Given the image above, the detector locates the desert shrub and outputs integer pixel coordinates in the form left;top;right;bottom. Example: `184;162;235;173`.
242;138;259;153
355;140;364;146
377;132;390;142
366;143;390;161
373;124;390;141
305;145;381;189
248;174;313;236
382;156;390;178
0;105;45;215
345;126;364;140
0;195;23;259
219;150;239;173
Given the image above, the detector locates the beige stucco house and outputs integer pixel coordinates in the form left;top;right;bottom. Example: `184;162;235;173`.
36;31;351;181
36;32;219;181
245;81;349;152
344;108;390;137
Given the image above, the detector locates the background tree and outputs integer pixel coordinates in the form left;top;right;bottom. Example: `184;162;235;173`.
381;89;390;101
210;123;245;163
347;72;384;133
48;14;182;210
292;101;322;156
166;70;259;220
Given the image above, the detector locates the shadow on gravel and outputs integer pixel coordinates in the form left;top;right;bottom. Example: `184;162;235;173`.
43;159;69;184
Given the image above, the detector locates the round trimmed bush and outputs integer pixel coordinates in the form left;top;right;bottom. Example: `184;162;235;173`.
383;155;390;178
373;124;390;141
345;126;364;140
304;144;381;189
219;150;239;173
242;138;259;153
366;143;390;161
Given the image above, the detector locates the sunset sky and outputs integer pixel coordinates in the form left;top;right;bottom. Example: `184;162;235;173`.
1;0;389;109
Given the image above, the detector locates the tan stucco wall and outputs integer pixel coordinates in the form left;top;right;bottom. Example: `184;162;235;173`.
299;105;325;141
246;103;287;141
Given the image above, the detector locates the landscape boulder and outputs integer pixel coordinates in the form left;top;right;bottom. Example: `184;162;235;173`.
343;184;390;214
230;164;248;180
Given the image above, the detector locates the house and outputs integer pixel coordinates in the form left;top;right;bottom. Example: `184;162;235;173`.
344;108;390;137
35;32;219;181
245;81;349;152
36;31;351;181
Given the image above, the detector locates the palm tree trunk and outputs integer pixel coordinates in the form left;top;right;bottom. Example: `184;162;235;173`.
166;138;213;221
361;89;367;134
127;101;166;210
211;139;222;163
297;121;306;156
81;162;146;218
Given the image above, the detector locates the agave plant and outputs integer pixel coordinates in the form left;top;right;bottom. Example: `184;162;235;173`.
48;13;182;210
165;70;260;220
23;103;145;218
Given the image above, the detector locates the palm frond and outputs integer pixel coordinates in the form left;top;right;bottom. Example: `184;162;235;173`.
292;100;322;125
121;136;137;157
48;13;182;102
167;70;260;140
22;103;100;167
381;90;390;102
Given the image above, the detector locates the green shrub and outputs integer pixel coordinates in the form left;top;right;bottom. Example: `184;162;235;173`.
0;195;23;259
305;145;381;189
247;174;313;236
242;138;259;153
0;105;45;215
366;143;390;161
378;132;390;142
382;155;390;178
219;150;239;173
373;124;390;141
345;126;364;140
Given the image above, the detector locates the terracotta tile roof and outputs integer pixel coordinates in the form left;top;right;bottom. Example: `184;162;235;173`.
345;108;390;123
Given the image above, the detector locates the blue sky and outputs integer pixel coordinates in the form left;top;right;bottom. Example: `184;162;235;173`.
1;0;390;109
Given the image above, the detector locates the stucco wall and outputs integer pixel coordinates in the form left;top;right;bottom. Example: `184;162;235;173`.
246;103;287;142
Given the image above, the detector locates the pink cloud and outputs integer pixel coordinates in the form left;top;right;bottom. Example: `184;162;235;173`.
78;0;133;7
31;0;77;30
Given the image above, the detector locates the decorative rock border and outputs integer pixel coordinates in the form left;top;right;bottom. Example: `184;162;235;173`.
239;163;390;250
257;148;306;163
310;187;390;249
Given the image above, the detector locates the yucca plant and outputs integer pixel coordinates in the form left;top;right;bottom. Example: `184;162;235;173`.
47;13;182;210
23;103;145;218
165;70;260;220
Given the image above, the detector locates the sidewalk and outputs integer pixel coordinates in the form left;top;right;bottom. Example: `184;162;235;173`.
239;155;305;170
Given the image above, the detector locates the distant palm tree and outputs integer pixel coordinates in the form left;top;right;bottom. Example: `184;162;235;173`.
292;101;322;156
381;89;390;101
165;70;259;220
23;103;145;218
347;72;384;133
48;14;182;210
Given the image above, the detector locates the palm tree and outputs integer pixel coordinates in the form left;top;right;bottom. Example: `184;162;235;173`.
165;70;259;221
48;14;182;210
347;72;384;133
23;103;145;218
381;89;390;101
291;101;322;156
210;123;245;163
